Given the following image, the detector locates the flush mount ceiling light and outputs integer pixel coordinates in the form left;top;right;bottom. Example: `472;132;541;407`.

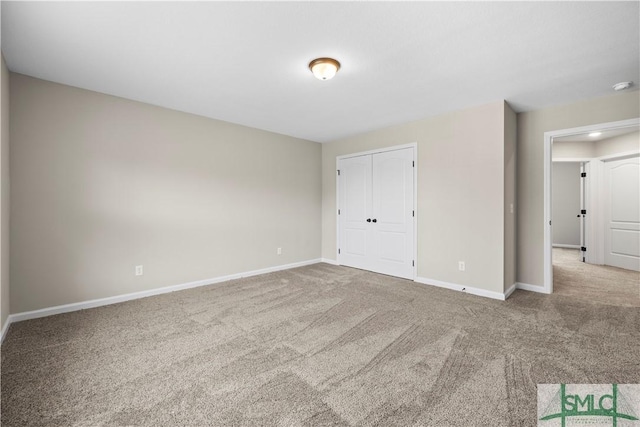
612;81;633;91
589;132;602;137
309;57;340;81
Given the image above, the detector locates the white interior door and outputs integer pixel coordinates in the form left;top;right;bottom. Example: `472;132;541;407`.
338;155;372;271
371;148;414;279
603;156;640;271
338;146;415;279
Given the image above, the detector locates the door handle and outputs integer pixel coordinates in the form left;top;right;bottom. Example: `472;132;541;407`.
372;219;377;223
366;218;371;222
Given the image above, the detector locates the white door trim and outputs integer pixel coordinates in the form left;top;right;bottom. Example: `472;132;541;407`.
337;142;418;160
598;150;640;162
584;160;597;265
543;118;640;294
553;157;594;163
336;142;418;279
590;159;604;265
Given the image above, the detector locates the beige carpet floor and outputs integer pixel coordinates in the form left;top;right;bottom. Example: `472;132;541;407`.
553;247;640;307
2;263;639;426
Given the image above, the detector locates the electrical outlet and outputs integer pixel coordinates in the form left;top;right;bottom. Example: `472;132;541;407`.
135;265;143;276
277;247;282;255
458;261;465;272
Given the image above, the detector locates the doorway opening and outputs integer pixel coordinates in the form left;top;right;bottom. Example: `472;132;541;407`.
545;119;640;305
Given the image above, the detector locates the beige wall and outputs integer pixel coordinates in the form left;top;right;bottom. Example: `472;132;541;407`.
7;71;637;314
503;103;516;291
1;56;9;329
10;74;321;313
596;130;639;157
553;140;596;159
322;101;509;293
552;131;639;160
517;91;639;287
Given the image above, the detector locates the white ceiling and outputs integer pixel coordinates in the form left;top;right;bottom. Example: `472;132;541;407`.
2;1;639;143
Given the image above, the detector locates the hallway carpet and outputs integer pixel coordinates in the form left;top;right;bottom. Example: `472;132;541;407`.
2;263;639;426
553;247;640;307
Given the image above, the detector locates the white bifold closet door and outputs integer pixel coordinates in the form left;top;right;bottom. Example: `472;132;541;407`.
603;156;640;271
338;147;414;279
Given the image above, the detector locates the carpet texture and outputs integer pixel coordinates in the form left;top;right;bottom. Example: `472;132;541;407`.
553;247;640;307
2;263;639;426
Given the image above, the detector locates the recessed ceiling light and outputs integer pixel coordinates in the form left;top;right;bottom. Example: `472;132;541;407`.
612;81;633;91
309;58;340;81
589;132;602;137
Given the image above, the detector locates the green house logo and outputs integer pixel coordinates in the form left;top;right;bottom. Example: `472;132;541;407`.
539;384;639;426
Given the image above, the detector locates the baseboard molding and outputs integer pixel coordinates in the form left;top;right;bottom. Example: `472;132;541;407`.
504;283;517;299
0;317;11;345
414;276;509;301
516;282;550;294
320;258;339;265
4;258;323;330
553;244;580;249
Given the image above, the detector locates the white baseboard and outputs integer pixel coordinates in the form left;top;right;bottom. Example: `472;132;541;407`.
2;258;322;337
0;317;11;345
553;244;581;249
414;276;509;301
516;282;549;294
320;258;339;265
504;283;517;299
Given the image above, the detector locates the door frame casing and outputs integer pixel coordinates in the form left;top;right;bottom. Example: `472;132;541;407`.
336;142;418;280
543;118;640;294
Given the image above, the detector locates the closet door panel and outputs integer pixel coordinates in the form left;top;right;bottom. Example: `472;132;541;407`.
372;148;414;279
338;155;373;270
